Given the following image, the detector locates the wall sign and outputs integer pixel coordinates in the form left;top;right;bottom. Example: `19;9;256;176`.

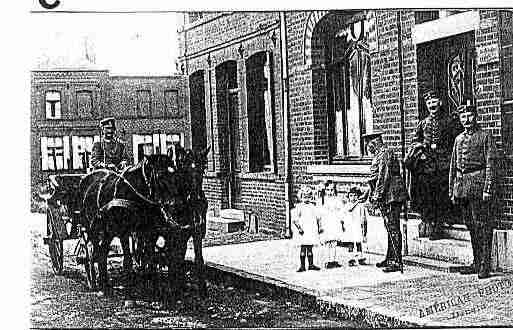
477;44;499;65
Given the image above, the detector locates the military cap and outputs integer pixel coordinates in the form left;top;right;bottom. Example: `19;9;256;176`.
100;117;116;129
457;99;477;114
422;88;439;100
362;130;384;141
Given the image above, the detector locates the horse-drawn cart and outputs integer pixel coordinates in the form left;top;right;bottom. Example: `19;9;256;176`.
41;173;97;289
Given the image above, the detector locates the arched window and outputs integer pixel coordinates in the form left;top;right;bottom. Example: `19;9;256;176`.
325;19;373;159
246;51;275;172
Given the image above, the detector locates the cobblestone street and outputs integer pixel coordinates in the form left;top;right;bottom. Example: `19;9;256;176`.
29;214;361;328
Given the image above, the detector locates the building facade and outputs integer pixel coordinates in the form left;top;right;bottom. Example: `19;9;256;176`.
178;10;513;246
30;69;190;208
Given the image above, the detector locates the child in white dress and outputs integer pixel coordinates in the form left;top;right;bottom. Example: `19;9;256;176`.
292;185;322;272
319;181;345;268
343;186;369;267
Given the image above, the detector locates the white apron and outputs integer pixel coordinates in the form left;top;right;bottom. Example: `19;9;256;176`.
291;203;321;246
340;202;368;243
319;197;345;244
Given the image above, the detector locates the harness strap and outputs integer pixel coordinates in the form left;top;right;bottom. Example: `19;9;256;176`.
98;198;137;215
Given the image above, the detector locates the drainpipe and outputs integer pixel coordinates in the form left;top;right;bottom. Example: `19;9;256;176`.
279;12;292;238
396;11;409;253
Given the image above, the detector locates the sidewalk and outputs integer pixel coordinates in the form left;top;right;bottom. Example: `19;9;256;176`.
187;239;513;327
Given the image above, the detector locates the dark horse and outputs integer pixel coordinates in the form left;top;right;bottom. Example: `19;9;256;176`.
163;146;209;299
77;154;188;293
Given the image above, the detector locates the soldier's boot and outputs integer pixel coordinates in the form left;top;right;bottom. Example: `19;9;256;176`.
478;228;492;279
461;224;482;275
297;252;306;272
383;232;402;273
307;251;320;271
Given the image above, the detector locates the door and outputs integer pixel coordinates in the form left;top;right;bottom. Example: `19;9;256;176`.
417;31;476;118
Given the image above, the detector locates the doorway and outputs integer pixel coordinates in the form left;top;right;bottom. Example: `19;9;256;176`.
215;61;240;208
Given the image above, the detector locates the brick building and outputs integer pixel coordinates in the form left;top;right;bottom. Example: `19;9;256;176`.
30;68;189;207
178;10;513;264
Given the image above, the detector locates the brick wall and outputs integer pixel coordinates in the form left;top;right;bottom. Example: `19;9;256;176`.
179;9;513;235
30;71;189;210
179;12;287;236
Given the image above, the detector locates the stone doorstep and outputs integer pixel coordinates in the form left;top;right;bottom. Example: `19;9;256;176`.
218;208;245;221
207;216;245;234
409;237;473;265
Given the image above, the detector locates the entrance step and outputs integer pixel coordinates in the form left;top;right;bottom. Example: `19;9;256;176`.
219;208;245;222
409;237;473;265
441;224;470;241
403;255;463;273
207;216;245;234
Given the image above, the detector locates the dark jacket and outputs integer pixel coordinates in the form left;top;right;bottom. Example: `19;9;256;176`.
413;113;462;172
449;126;497;200
90;139;129;170
369;146;408;205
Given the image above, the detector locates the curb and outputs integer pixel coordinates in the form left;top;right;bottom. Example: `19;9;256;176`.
187;259;423;328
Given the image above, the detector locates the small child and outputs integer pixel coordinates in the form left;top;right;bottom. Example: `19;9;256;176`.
343;186;368;267
292;185;322;272
319;181;345;269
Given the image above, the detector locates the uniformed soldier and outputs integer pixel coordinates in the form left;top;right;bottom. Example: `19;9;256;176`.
411;89;462;240
363;131;408;273
449;102;498;279
90;117;130;171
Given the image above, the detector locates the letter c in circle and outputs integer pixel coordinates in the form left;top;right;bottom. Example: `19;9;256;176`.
39;0;61;9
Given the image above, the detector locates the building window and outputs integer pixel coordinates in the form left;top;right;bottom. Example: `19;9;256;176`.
45;91;61;119
246;51;275;172
132;133;183;164
41;136;70;171
76;90;94;119
71;135;99;170
189;71;208;152
137;90;152;117
164;89;180;117
327;20;373;159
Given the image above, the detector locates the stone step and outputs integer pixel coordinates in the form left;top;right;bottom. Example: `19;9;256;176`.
441;224;470;241
408;237;473;265
207;216;245;234
402;255;463;273
219;208;245;221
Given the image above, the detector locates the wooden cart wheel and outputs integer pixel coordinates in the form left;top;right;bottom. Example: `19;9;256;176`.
47;206;64;275
83;239;98;291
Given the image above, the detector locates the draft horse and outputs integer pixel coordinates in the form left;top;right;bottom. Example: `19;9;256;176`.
77;154;188;294
162;146;210;299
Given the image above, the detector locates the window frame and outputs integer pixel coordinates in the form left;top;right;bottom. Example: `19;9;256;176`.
40;136;70;171
136;89;152;117
45;90;62;120
245;51;276;173
164;89;180;118
326;27;373;163
75;90;95;119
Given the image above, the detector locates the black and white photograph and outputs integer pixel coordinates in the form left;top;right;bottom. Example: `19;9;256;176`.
19;0;513;328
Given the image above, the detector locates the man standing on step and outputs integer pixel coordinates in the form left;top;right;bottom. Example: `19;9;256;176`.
449;102;498;279
363;131;408;273
409;89;462;240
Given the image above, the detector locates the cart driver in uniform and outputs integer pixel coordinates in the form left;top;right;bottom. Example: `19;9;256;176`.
90;117;130;171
